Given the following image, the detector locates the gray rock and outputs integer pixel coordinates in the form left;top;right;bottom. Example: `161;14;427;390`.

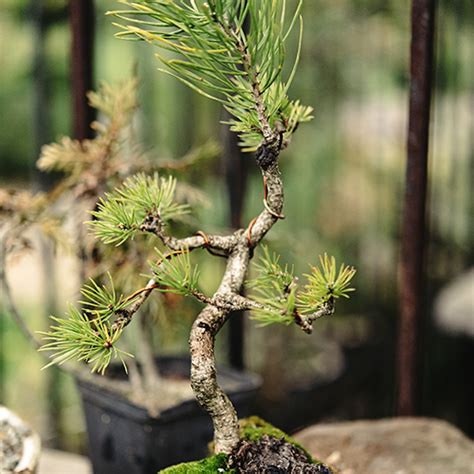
295;417;474;474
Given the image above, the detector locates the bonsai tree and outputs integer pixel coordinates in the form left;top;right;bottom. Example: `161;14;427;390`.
0;78;219;405
17;0;355;469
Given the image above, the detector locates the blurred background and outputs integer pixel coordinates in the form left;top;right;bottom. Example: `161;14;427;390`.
0;0;472;455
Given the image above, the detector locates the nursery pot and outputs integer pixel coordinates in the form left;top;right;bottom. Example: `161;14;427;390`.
77;356;261;474
0;406;41;474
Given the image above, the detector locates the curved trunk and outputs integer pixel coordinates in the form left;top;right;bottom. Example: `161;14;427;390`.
189;157;284;454
190;306;240;453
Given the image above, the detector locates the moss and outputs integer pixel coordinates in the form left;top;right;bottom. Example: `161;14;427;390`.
160;417;331;473
159;453;233;474
239;416;314;462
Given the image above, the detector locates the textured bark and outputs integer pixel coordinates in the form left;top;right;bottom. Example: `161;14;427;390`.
190;242;250;452
189;148;284;454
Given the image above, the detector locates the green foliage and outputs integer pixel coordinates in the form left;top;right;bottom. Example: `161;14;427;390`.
79;275;137;316
109;0;313;151
40;305;129;375
40;278;136;374
248;248;356;326
89;173;190;246
149;248;200;297
159;453;231;474
37;137;92;174
39;246;201;374
297;254;356;314
247;245;296;326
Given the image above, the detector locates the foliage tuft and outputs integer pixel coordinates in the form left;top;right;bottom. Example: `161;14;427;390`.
248;248;356;326
89;173;190;246
247;245;296;326
109;0;313;151
149;247;200;297
297;254;356;314
39;277;136;374
37;78;138;175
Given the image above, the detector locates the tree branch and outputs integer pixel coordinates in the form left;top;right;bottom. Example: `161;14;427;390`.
140;215;238;255
190;241;250;453
232;29;278;146
211;293;264;312
294;299;335;334
247;157;284;246
110;278;158;332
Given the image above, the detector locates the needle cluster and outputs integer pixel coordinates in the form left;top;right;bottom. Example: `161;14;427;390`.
110;0;313;150
247;247;356;327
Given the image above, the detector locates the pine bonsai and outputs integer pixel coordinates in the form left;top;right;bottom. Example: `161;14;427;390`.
4;0;357;467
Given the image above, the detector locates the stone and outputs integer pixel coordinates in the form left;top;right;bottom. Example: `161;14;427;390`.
294;417;474;474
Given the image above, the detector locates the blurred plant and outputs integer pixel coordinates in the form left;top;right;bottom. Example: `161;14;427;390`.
35;0;356;456
0;77;220;398
0;77;218;266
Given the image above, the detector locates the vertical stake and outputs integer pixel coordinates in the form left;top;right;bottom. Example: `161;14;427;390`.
69;0;95;285
70;0;95;140
225;2;249;371
397;0;436;416
223;122;249;370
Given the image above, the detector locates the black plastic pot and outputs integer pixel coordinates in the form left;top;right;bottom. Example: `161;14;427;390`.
77;356;261;474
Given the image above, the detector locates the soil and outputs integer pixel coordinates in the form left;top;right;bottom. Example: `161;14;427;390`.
0;417;30;472
130;378;195;415
230;435;333;473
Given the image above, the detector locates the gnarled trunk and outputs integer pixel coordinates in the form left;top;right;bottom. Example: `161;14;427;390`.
189;155;284;454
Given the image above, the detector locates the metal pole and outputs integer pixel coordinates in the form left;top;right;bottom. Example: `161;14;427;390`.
396;0;436;416
70;0;95;140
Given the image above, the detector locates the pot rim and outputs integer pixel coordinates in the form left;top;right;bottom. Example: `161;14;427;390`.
76;355;262;422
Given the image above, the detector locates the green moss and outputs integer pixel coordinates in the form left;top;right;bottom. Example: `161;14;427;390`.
239;416;314;462
159;453;233;474
160;417;330;473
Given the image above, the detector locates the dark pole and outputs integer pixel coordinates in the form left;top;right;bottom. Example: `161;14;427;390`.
396;0;436;416
225;5;249;370
223;125;249;370
70;0;95;140
32;0;51;166
69;0;95;287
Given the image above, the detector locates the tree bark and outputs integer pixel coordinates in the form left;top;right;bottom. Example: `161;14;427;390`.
189;150;284;453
